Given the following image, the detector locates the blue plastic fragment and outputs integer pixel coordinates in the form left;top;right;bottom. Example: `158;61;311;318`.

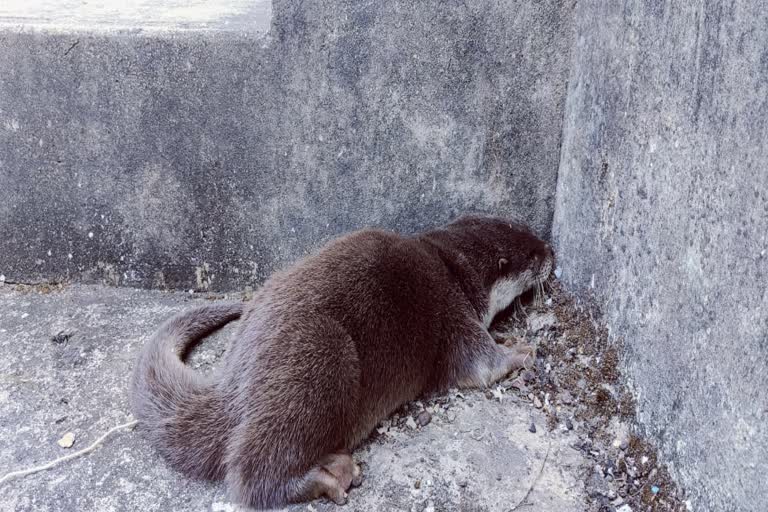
651;485;660;494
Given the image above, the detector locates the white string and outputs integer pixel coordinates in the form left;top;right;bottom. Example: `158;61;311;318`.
0;419;138;485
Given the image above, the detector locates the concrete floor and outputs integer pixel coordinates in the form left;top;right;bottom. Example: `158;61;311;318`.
0;284;587;512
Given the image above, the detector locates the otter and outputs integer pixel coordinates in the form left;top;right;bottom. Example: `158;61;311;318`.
130;215;554;508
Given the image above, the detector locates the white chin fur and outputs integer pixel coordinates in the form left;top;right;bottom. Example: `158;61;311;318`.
482;276;527;328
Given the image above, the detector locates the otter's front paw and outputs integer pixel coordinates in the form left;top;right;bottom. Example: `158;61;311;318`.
502;342;536;370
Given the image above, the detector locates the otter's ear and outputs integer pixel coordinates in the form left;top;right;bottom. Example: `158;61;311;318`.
498;258;508;271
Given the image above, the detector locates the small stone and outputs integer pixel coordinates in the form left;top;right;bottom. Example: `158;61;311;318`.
416;411;432;427
406;416;418;430
51;331;73;344
620;440;629;451
533;396;543;408
554;267;562;279
446;411;456;422
558;390;574;405
565;418;574;430
527;312;557;333
414;479;421;489
57;432;75;448
528;422;537;433
586;471;610;498
617;505;633;512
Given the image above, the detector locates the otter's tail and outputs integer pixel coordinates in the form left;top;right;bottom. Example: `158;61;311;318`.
130;302;244;480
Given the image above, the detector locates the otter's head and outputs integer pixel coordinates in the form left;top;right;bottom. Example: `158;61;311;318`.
445;215;554;327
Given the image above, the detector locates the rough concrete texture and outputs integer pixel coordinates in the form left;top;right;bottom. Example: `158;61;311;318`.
0;284;588;511
553;1;768;511
0;0;572;290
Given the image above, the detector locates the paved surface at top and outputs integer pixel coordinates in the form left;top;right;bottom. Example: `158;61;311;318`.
0;0;272;32
0;284;587;511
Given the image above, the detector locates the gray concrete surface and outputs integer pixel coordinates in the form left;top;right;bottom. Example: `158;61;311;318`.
0;0;572;290
553;1;768;511
0;284;587;511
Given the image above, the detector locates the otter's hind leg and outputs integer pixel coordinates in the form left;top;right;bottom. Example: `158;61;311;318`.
452;325;535;389
319;452;363;489
294;466;350;505
290;453;363;505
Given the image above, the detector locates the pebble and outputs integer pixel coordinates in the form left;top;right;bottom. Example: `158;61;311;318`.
620;439;629;451
528;422;537;433
586;471;610;498
617;505;633;512
446;412;456;422
414;479;421;489
416;411;432;427
522;370;536;384
558;390;574;405
565;418;574;430
533;396;543;408
527;312;557;333
57;432;75;448
406;416;418;430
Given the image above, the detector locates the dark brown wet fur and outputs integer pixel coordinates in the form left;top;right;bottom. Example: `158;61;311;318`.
130;215;553;509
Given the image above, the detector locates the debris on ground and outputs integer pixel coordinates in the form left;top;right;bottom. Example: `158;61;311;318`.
487;281;690;512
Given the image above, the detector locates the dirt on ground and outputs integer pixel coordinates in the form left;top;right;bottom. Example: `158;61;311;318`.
484;281;691;512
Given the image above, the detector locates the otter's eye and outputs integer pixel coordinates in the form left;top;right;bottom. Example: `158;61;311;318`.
498;258;508;271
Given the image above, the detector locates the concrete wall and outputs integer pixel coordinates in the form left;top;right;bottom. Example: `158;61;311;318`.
0;0;572;290
553;1;768;511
